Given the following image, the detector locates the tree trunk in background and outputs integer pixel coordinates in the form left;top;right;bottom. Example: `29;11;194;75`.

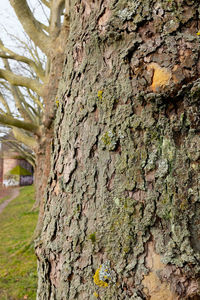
33;129;52;208
35;1;200;299
33;15;70;233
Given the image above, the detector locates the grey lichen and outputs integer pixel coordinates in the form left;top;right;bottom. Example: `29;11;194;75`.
99;261;116;283
93;261;116;288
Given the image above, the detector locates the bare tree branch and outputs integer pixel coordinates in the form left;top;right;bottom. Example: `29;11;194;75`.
5;34;46;69
1;57;32;121
40;0;51;9
65;0;70;17
1;50;39;123
12;127;37;149
18;92;40;123
49;0;65;39
0;0;69;177
0;91;11;114
9;0;50;55
0;43;45;81
0;68;42;96
0;113;39;134
27;88;44;111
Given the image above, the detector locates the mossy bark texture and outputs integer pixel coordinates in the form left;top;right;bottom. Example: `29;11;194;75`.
36;1;200;299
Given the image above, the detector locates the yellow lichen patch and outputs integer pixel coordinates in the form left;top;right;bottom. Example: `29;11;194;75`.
93;292;99;298
147;62;171;92
97;90;103;100
93;267;108;288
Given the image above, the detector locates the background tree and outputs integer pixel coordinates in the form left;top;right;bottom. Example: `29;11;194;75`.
35;0;200;299
0;130;35;167
0;37;44;165
0;0;70;210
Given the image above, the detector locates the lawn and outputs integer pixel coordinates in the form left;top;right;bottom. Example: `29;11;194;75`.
0;195;9;206
0;185;38;300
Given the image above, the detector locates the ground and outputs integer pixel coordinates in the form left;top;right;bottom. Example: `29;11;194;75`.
0;187;20;213
0;185;38;300
0;186;15;201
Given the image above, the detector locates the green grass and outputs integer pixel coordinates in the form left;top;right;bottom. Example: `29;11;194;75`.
0;195;9;206
0;185;38;300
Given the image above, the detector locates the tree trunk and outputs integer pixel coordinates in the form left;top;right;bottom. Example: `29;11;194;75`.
33;14;70;230
35;1;200;299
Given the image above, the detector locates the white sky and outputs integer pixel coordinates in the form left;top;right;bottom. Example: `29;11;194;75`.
0;0;23;46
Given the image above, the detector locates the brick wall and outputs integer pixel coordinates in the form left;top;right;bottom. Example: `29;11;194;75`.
3;158;19;176
3;158;20;186
0;143;34;186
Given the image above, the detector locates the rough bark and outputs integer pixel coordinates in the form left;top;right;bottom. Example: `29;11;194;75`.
36;0;200;299
33;127;52;212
